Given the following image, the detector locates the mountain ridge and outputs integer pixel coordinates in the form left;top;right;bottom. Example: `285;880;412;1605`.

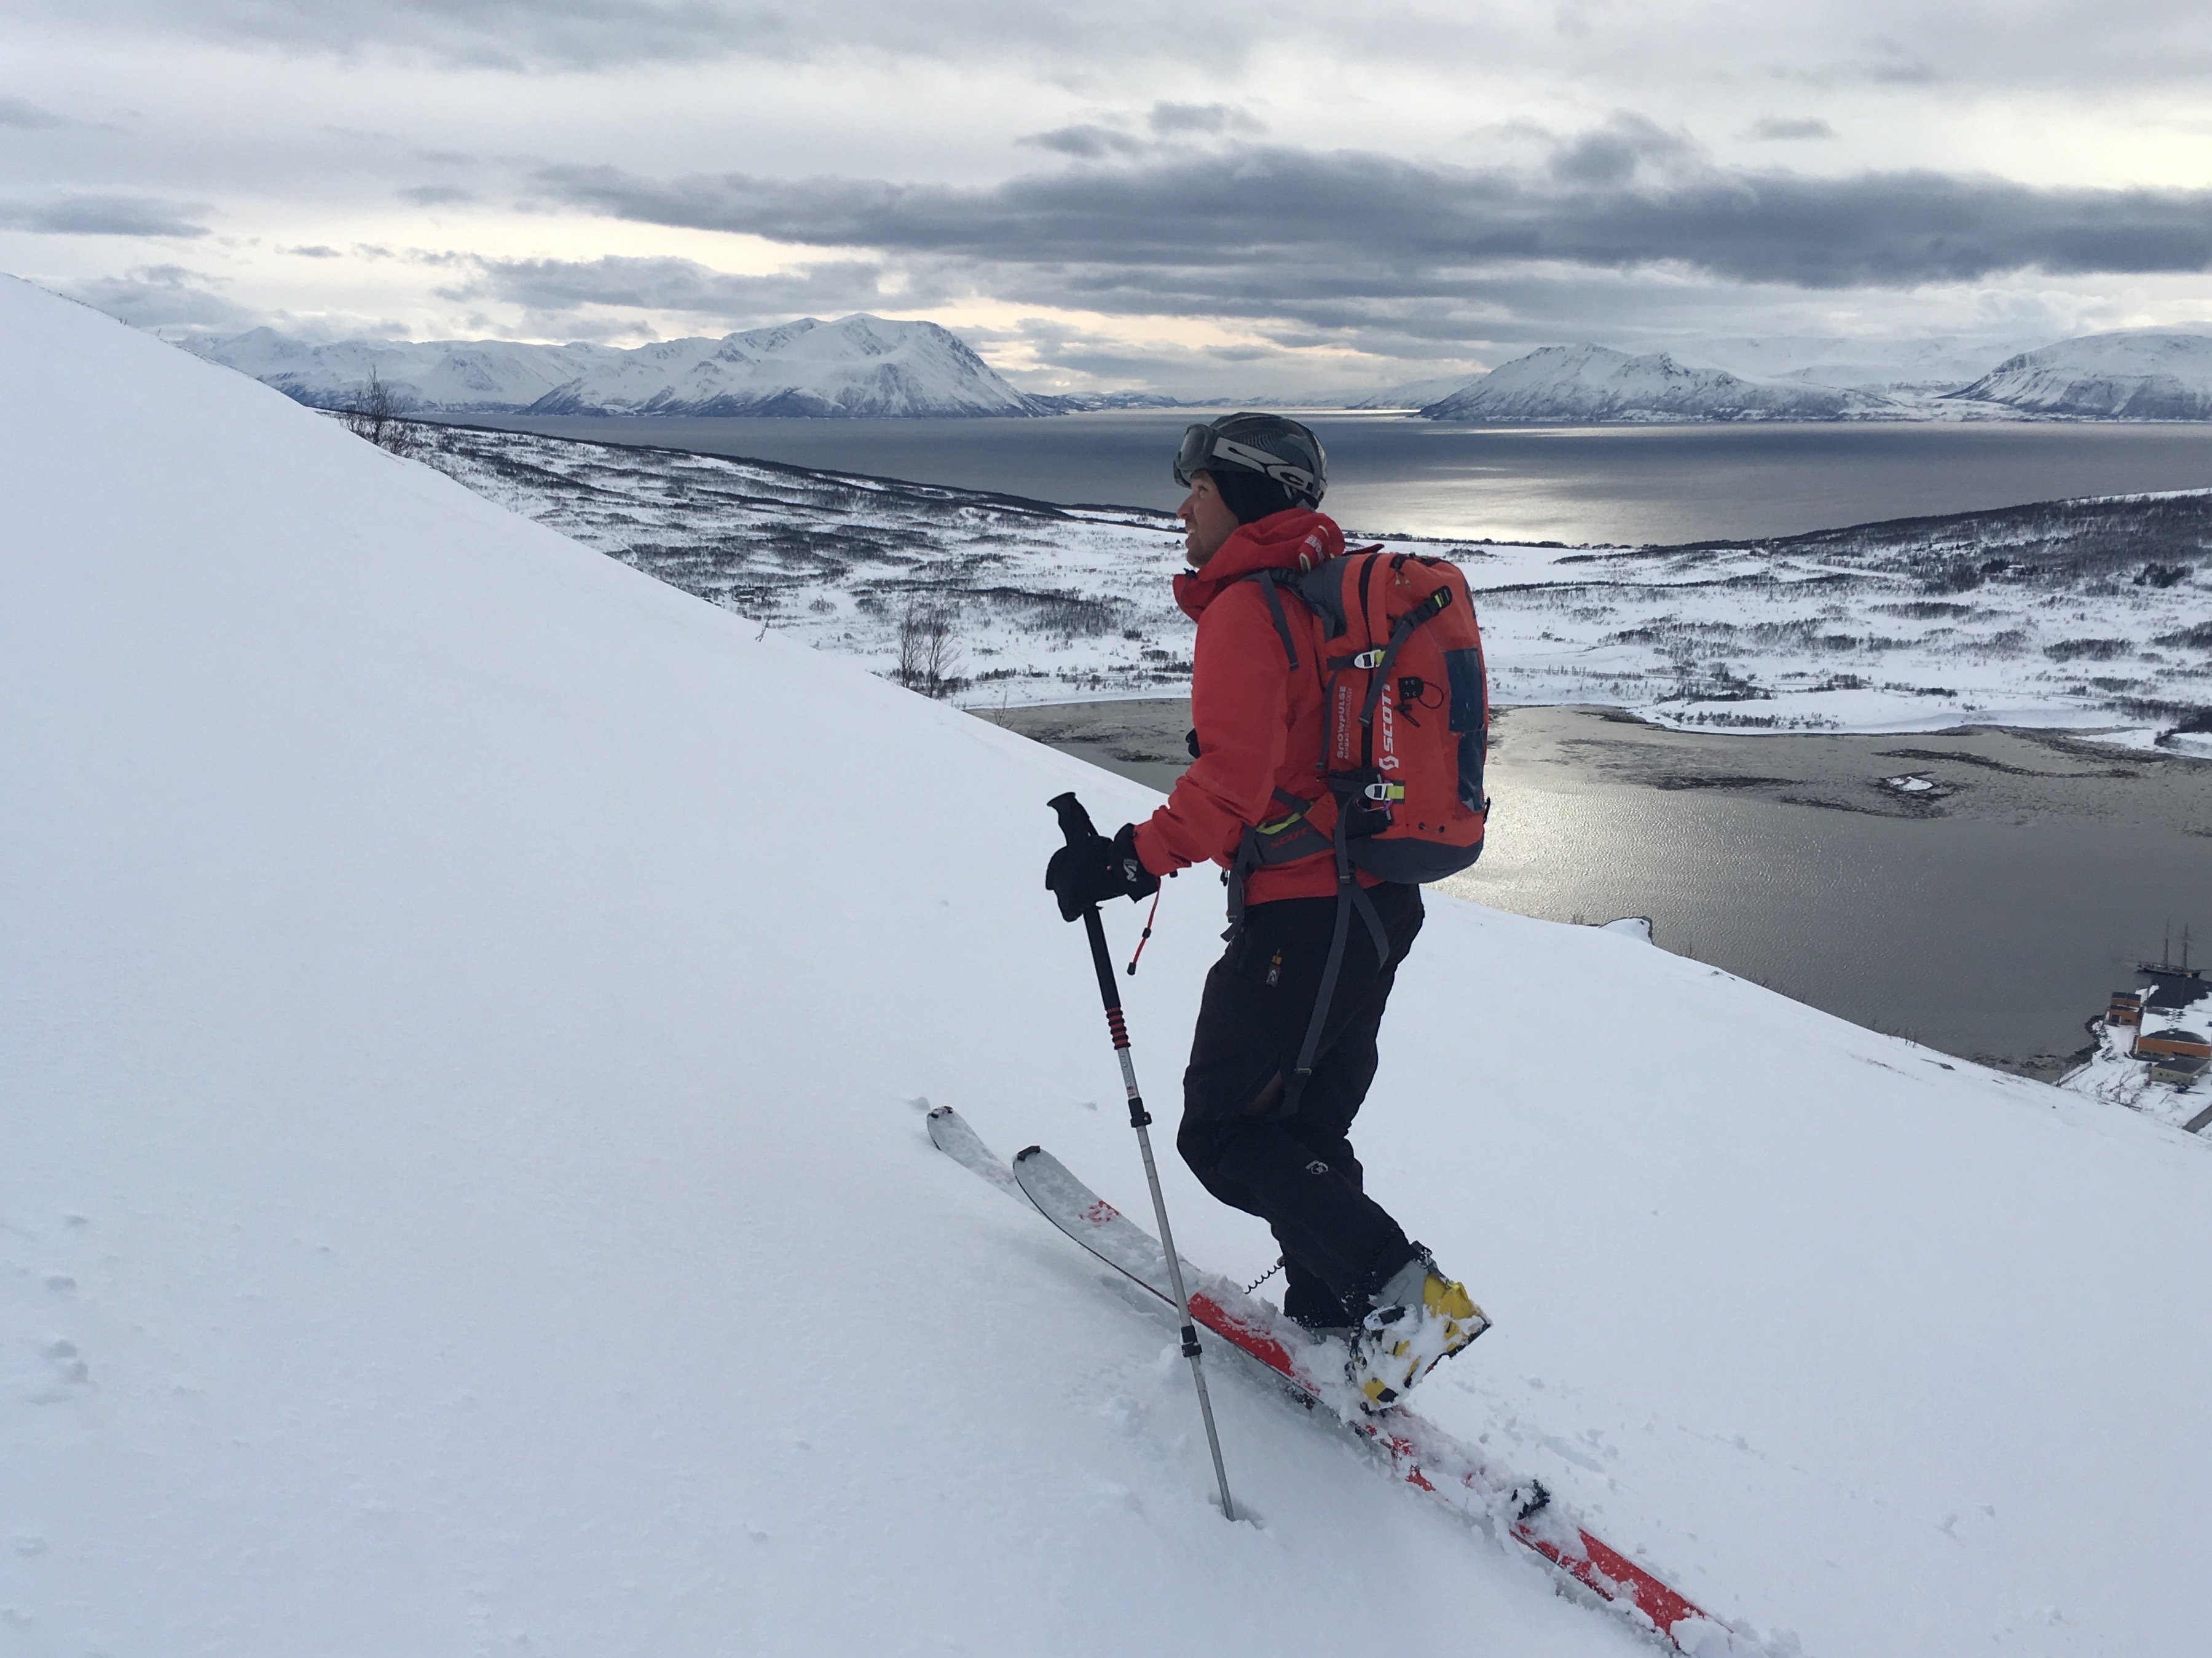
187;312;1065;418
1952;326;2212;418
1416;343;1891;422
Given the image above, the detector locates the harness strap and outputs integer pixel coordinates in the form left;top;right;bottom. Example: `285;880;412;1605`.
1280;818;1356;1118
1279;810;1391;1117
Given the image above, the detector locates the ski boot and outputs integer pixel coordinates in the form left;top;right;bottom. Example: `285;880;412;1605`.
1347;1245;1489;1411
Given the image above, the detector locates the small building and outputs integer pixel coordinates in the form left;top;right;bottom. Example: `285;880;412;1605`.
2133;1027;2211;1061
2108;990;2144;1027
2146;1052;2209;1089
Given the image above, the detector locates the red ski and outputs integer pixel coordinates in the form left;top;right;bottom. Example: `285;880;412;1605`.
927;1107;1757;1656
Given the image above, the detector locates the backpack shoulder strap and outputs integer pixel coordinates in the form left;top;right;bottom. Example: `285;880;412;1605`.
1242;569;1301;673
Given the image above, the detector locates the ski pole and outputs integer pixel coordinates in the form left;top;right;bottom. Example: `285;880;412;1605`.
1048;791;1236;1522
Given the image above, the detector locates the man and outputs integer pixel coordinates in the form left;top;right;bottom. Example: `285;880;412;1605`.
1046;413;1485;1410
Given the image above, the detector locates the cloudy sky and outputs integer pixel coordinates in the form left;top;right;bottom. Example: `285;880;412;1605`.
7;0;2212;393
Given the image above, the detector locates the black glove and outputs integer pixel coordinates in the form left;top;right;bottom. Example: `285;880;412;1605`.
1045;821;1160;922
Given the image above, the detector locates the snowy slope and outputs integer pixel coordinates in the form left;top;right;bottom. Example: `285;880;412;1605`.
7;274;2212;1657
1953;326;2212;418
1329;372;1483;409
1690;334;2036;394
1419;345;1890;422
187;312;1057;417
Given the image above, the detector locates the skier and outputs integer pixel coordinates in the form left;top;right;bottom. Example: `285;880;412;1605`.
1046;413;1486;1409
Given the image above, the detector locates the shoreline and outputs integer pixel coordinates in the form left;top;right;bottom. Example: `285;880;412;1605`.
972;694;2212;768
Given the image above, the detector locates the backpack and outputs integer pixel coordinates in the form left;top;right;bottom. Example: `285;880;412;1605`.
1238;546;1490;894
1232;545;1491;1113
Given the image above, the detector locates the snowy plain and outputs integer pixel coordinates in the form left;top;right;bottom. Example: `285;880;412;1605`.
410;419;2212;745
7;275;2212;1657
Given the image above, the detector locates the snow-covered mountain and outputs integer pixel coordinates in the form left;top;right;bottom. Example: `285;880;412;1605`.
1034;388;1190;411
1689;334;2044;395
1417;344;1889;422
10;274;2212;1657
1951;326;2212;418
187;312;1061;417
1317;373;1485;410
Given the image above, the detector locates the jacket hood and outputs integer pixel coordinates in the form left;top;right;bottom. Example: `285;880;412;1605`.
1172;509;1345;622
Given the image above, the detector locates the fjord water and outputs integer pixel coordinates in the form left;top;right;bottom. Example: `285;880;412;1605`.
982;701;2212;1073
476;409;2212;543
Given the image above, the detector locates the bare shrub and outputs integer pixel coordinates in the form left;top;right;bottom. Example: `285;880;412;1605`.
342;367;419;457
894;599;964;699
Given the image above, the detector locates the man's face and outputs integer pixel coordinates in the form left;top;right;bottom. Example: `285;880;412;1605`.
1177;471;1240;567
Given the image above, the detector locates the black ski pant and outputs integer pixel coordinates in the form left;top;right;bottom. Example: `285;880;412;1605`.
1176;882;1424;1327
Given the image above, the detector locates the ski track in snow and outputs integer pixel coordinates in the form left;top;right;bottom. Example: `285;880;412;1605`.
407;419;2212;742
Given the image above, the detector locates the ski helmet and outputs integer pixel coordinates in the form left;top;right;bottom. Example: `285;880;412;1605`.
1172;412;1327;510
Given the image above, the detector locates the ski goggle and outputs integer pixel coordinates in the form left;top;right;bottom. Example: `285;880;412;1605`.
1172;424;1323;503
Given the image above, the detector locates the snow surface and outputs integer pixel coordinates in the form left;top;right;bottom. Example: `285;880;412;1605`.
186;313;1057;417
8;274;2212;1656
407;420;2212;742
1954;326;2212;419
1416;345;1887;422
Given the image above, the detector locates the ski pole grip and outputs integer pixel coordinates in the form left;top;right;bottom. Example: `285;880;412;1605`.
1049;791;1099;851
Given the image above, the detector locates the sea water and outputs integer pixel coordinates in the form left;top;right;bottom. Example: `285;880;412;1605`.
468;410;2212;545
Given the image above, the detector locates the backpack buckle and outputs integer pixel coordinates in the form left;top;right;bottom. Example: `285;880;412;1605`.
1363;780;1406;803
1351;649;1385;669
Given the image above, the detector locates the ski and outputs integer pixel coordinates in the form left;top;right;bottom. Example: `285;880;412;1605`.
922;1097;1026;1198
926;1106;1745;1656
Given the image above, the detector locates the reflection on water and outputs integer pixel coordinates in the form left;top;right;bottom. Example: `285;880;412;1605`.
983;701;2212;1075
465;409;2212;545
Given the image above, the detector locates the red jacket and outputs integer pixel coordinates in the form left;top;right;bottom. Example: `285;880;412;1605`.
1132;508;1361;905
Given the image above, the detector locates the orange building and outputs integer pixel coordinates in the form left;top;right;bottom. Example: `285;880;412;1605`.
2133;1027;2211;1061
2108;990;2144;1027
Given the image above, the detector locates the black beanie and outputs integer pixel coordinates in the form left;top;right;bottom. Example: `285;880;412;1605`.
1209;465;1296;526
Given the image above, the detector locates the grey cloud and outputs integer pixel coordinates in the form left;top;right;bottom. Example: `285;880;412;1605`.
61;264;256;330
537;141;2212;299
45;1;799;73
1018;125;1144;160
438;253;921;325
283;243;344;257
1147;103;1262;136
0;193;208;235
22;0;2212;95
0;95;68;128
1546;113;1697;187
524;131;2212;373
1749;117;1837;140
399;184;478;205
